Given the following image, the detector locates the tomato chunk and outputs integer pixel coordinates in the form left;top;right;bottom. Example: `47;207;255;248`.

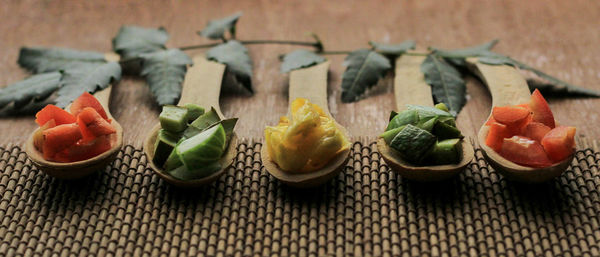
42;123;82;160
70;92;109;121
541;126;576;162
500;136;552;167
521;122;551;142
485;122;511;152
33;119;57;151
35;105;76;126
492;106;530;125
59;135;113;162
77;107;116;141
528;89;555;128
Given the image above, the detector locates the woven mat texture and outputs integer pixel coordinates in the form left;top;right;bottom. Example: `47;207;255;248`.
0;138;599;257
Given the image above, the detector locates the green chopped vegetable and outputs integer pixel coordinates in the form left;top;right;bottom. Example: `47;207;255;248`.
386;110;419;131
167;161;222;180
184;103;205;121
389;124;437;164
417;117;437;132
164;146;183;171
153;129;179;167
381;126;405;144
426;139;462;165
433;121;463;140
177;124;226;170
159;105;189;133
434;103;449;112
183;107;221;138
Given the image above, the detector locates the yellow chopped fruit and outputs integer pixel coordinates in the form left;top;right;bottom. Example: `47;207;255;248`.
264;98;350;173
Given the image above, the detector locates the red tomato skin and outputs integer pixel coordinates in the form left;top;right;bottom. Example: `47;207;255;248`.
521;122;552;142
500;136;552;168
541;126;576;162
42;123;82;160
76;107;116;141
70;92;109;121
529;89;555;128
492;106;530;125
34;119;57;151
35;105;76;126
486;122;511;152
61;135;113;162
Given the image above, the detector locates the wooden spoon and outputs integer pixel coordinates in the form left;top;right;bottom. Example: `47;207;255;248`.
377;54;474;182
25;53;124;179
143;56;238;188
466;58;574;183
261;61;351;188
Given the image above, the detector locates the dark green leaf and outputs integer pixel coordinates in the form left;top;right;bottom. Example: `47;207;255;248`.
280;49;326;73
369;40;416;56
421;55;466;116
527;79;600;97
431;40;499;67
341;49;391;102
198;12;242;40
0;72;62;110
55;62;122;108
206;40;253;93
18;47;106;73
112;25;169;59
140;49;192;106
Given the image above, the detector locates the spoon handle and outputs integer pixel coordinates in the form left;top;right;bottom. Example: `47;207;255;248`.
178;56;227;118
289;61;331;115
466;58;530;107
394;55;434;111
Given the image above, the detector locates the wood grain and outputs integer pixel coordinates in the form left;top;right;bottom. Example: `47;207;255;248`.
1;0;600;147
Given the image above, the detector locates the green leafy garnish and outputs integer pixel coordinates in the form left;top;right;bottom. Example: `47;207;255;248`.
341;49;391;102
421;55;467;116
139;49;192;106
112;25;168;59
369;40;416;56
56;62;122;108
18;47;107;73
0;72;62;110
526;79;600;97
280;49;326;73
206;40;253;93
198;12;242;40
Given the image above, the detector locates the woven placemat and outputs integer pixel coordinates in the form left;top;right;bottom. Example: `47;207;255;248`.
0;137;599;256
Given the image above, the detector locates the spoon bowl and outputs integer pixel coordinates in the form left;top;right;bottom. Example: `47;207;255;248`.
24;87;124;179
378;54;473;181
143;124;238;188
261;123;351;188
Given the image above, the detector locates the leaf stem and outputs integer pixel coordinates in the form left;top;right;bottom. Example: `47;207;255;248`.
320;50;353;55
179;39;321;51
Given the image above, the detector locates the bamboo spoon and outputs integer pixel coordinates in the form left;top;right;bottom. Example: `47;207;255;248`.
261;61;351;188
466;58;574;183
377;54;474;181
143;56;238;188
25;53;124;179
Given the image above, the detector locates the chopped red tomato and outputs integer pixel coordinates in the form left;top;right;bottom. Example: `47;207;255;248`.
77;107;116;141
57;135;113;162
541;126;576;162
42;123;83;160
485;122;511;152
70;92;109;121
500;136;552;168
35;105;76;126
522;122;551;142
528;89;555;128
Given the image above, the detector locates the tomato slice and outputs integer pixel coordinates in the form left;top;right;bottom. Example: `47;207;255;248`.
60;135;113;162
521;122;551;142
35;105;76;126
42;123;82;160
485;122;511;152
529;89;555;128
500;136;552;168
541;126;576;162
492;106;530;125
76;107;116;141
70;92;109;121
33;119;57;151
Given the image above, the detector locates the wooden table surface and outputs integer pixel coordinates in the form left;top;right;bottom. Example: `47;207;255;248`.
2;0;599;147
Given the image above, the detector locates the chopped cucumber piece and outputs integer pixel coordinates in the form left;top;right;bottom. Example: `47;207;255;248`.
407;104;452;121
184;104;205;121
381;126;405;144
177;124;226;170
153;129;180;167
386;110;419;131
389;124;437;164
183;107;221;138
159;105;189;133
164;147;183;171
434;103;449;112
389;110;398;121
417;117;438;132
438;116;456;127
433;120;463;140
426;138;462;165
168;162;222;180
220;118;238;139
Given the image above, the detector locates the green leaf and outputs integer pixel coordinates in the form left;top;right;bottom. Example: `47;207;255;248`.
55;62;122;108
140;49;192;106
198;12;242;40
0;72;62;110
369;40;416;56
527;79;600;97
341;49;391;102
17;47;106;73
431;40;499;67
421;55;466;116
206;40;253;93
280;49;326;73
112;25;169;59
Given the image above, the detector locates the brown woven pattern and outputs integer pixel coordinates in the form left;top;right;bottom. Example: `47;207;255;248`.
0;139;599;256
